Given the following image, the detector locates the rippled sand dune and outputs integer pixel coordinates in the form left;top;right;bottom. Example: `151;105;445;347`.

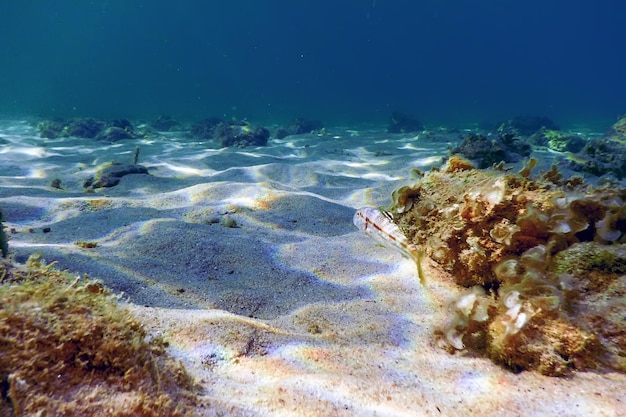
1;120;624;416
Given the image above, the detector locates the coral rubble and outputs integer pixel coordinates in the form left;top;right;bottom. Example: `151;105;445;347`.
387;111;424;134
213;122;269;147
451;132;531;168
387;156;626;375
497;115;559;137
189;118;270;147
189;117;223;140
565;116;626;179
275;117;325;139
151;114;182;131
36;118;143;141
0;254;198;416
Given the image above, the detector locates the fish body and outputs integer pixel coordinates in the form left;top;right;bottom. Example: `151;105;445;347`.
353;206;425;284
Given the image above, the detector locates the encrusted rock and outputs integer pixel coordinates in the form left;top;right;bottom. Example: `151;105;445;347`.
83;162;149;189
388;157;626;375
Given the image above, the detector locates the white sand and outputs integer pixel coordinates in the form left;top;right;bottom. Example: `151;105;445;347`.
1;120;624;416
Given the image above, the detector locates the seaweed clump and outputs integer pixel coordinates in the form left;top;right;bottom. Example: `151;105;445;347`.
388;156;626;375
0;255;198;416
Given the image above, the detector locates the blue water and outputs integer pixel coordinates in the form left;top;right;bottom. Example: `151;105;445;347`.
1;1;624;128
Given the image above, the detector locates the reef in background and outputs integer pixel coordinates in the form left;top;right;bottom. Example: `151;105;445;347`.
388;156;626;376
0;254;198;416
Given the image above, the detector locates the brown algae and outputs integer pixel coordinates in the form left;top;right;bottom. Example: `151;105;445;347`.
0;254;198;416
387;157;626;376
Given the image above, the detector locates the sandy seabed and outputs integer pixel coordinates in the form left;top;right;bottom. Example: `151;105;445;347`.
1;120;624;416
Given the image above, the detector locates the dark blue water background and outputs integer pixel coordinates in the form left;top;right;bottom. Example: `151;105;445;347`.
1;1;624;128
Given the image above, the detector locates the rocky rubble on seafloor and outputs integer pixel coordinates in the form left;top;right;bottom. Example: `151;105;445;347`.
564;115;626;179
388;156;626;376
37;117;145;141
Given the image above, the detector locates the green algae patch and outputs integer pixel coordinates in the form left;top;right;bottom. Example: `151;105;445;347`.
0;255;198;417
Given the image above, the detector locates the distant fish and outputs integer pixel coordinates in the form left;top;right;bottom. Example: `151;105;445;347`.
353;207;426;285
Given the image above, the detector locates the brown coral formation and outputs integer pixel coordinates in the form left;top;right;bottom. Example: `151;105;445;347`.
0;255;198;416
389;156;626;376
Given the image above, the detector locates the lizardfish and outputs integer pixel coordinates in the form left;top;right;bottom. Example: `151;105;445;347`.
353;206;426;285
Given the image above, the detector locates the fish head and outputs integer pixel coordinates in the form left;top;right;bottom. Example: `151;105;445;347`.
353;207;368;230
